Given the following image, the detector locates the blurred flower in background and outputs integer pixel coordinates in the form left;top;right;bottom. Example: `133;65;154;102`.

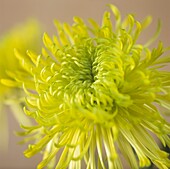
0;20;42;150
9;4;170;169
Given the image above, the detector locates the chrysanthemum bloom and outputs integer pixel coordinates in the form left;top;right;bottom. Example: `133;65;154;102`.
0;20;42;149
13;5;170;169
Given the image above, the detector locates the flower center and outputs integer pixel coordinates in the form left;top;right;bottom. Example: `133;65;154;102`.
56;38;132;121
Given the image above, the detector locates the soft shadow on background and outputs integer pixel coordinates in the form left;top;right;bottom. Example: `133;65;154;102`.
0;0;170;169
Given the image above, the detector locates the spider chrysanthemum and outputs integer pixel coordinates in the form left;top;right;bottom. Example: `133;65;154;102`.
14;5;170;169
0;20;42;149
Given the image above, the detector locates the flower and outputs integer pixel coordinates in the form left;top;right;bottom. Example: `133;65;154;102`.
14;4;170;169
0;20;42;149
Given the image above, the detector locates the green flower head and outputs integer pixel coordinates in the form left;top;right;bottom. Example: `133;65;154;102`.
15;5;170;169
0;20;42;94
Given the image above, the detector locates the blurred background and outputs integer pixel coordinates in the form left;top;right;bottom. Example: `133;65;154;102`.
0;0;170;169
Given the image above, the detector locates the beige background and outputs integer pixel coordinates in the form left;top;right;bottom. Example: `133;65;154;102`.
0;0;170;169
